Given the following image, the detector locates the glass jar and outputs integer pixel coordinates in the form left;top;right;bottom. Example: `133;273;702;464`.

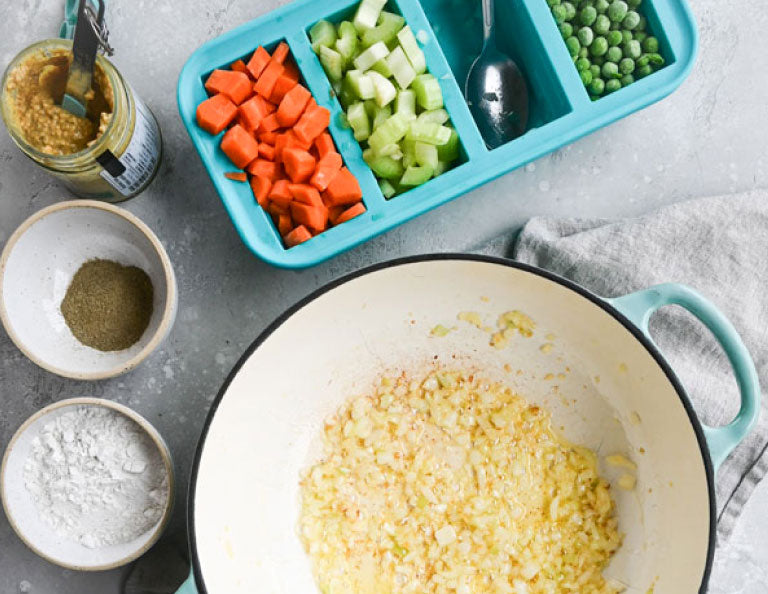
0;39;162;202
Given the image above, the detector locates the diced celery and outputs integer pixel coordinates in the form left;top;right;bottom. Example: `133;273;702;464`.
362;147;375;163
361;11;406;48
372;104;391;129
397;26;427;74
347;102;371;141
338;77;357;109
379;179;397;199
400;164;434;186
412;74;443;110
319;46;344;82
401;138;416;168
353;41;390;71
414;141;439;170
368;70;397;107
417;108;449;125
436;128;460;162
310;20;337;52
433;160;450;176
335;22;359;62
368;155;405;179
394;89;417;120
370;58;393;78
346;70;375;99
377;143;402;157
353;0;388;32
407;120;451;145
368;113;409;153
385;46;416;89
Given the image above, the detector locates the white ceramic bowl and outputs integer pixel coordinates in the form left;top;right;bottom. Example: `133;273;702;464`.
1;398;175;570
0;200;177;379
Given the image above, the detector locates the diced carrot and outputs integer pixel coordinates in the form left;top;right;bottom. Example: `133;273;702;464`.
270;75;297;104
268;179;293;207
238;96;268;132
258;113;280;133
196;94;237;135
250;176;271;207
283;59;301;82
205;69;252;105
225;171;248;182
277;213;293;236
254;60;285;98
220;125;260;168
293;105;331;144
268;201;290;216
290;201;328;232
283;148;316;183
246;158;281;181
274;131;312;163
258;143;275;160
314;132;335;158
276;84;311;127
310;151;342;191
307;97;317;110
289;184;323;208
259;131;277;144
323;167;362;206
253;95;277;114
335;202;366;224
246;46;271;79
272;42;290;64
284;225;312;247
328;205;345;225
231;59;249;75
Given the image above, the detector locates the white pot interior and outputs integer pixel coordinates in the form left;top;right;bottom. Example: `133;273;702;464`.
192;258;712;594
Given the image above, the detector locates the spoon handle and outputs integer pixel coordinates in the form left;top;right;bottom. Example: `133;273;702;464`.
481;0;494;42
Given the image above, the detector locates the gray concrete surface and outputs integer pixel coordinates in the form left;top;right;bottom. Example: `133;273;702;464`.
1;0;766;592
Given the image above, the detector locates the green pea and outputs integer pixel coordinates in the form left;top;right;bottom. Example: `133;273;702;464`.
636;64;653;78
588;77;606;95
592;54;605;66
578;26;595;46
580;5;598;26
627;0;641;7
559;22;574;39
624;39;642;59
595;0;610;13
642;36;659;53
575;57;591;71
565;36;581;56
623;10;641;29
619;57;635;74
607;30;623;46
552;4;568;23
621;30;633;44
563;1;577;20
606;46;623;62
606;79;622;93
609;21;620;30
636;54;650;67
594;14;611;34
580;70;593;85
547;0;562;6
638;15;647;30
589;64;601;78
602;61;620;79
590;36;609;56
648;53;665;66
607;0;628;22
634;31;648;43
580;47;591;59
620;73;635;86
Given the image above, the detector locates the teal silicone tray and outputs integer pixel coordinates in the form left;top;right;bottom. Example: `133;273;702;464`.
177;0;697;268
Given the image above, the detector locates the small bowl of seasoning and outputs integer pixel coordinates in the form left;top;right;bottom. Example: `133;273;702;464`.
0;199;177;379
1;398;174;570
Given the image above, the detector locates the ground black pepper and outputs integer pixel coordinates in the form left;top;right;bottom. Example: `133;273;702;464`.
60;259;154;351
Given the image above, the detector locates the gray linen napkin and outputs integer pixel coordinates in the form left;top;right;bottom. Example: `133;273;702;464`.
499;191;767;544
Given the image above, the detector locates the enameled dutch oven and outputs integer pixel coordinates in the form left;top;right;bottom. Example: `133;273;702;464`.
177;255;760;594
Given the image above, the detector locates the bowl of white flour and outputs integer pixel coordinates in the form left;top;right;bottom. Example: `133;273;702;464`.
1;397;174;570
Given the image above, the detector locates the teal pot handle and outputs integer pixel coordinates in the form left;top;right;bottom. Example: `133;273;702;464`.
607;283;761;472
175;571;197;594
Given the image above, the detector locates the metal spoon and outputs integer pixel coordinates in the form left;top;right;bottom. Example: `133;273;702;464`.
465;0;530;148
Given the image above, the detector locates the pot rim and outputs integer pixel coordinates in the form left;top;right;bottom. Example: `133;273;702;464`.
186;253;716;594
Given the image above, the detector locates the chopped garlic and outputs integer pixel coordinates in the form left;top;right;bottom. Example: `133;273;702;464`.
434;525;456;546
606;453;637;471
618;473;637;491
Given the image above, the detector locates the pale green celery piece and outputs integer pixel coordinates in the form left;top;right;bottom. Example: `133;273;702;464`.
407;120;451;145
353;41;390;71
417;108;449;125
362;147;375;163
369;155;405;179
402;137;416;168
400;164;434;185
353;0;388;32
385;46;417;89
372;103;392;129
368;70;397;107
412;74;443;109
377;143;402;157
368;113;409;153
361;11;406;48
347;102;371;141
319;46;344;82
433;160;450;176
379;178;397;198
338;77;357;109
346;70;375;99
394;89;417;120
335;30;358;62
310;20;337;52
414;141;439;170
370;58;393;78
397;25;427;74
436;128;460;162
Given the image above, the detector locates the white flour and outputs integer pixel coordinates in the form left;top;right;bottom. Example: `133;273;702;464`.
23;406;169;549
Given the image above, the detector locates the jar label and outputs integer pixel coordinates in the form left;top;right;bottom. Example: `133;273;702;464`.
99;92;161;197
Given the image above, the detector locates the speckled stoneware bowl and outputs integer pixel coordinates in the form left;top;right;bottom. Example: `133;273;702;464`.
0;397;175;571
0;200;177;379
